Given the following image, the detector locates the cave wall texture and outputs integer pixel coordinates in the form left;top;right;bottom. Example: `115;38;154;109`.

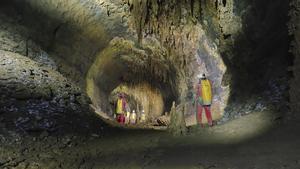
0;0;296;133
120;0;291;122
289;0;300;121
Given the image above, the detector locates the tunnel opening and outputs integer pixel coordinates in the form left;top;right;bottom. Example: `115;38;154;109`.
109;83;165;123
86;37;180;127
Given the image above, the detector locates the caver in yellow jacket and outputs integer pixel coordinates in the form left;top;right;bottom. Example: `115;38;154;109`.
116;99;124;114
197;79;212;106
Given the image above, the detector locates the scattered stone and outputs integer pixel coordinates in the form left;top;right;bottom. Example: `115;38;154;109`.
91;134;100;138
156;115;170;126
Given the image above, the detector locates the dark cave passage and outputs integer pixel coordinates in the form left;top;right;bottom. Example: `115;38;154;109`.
85;39;178;122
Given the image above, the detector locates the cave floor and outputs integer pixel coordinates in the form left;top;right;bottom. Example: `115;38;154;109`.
1;111;300;169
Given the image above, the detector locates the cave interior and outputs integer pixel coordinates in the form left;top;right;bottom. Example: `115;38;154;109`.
0;0;299;168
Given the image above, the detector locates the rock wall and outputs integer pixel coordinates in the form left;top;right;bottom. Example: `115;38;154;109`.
0;1;106;134
0;0;129;86
0;50;102;135
289;0;300;121
216;0;291;121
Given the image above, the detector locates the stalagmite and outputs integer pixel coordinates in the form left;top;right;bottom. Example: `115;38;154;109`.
168;101;187;136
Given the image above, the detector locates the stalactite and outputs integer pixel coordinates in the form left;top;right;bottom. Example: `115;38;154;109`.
127;0;208;46
125;0;225;101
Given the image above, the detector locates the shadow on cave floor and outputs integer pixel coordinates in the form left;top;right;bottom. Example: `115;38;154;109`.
68;122;300;169
1;110;300;169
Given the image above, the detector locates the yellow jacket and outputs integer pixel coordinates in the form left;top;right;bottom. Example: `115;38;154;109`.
197;79;212;105
116;99;123;114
